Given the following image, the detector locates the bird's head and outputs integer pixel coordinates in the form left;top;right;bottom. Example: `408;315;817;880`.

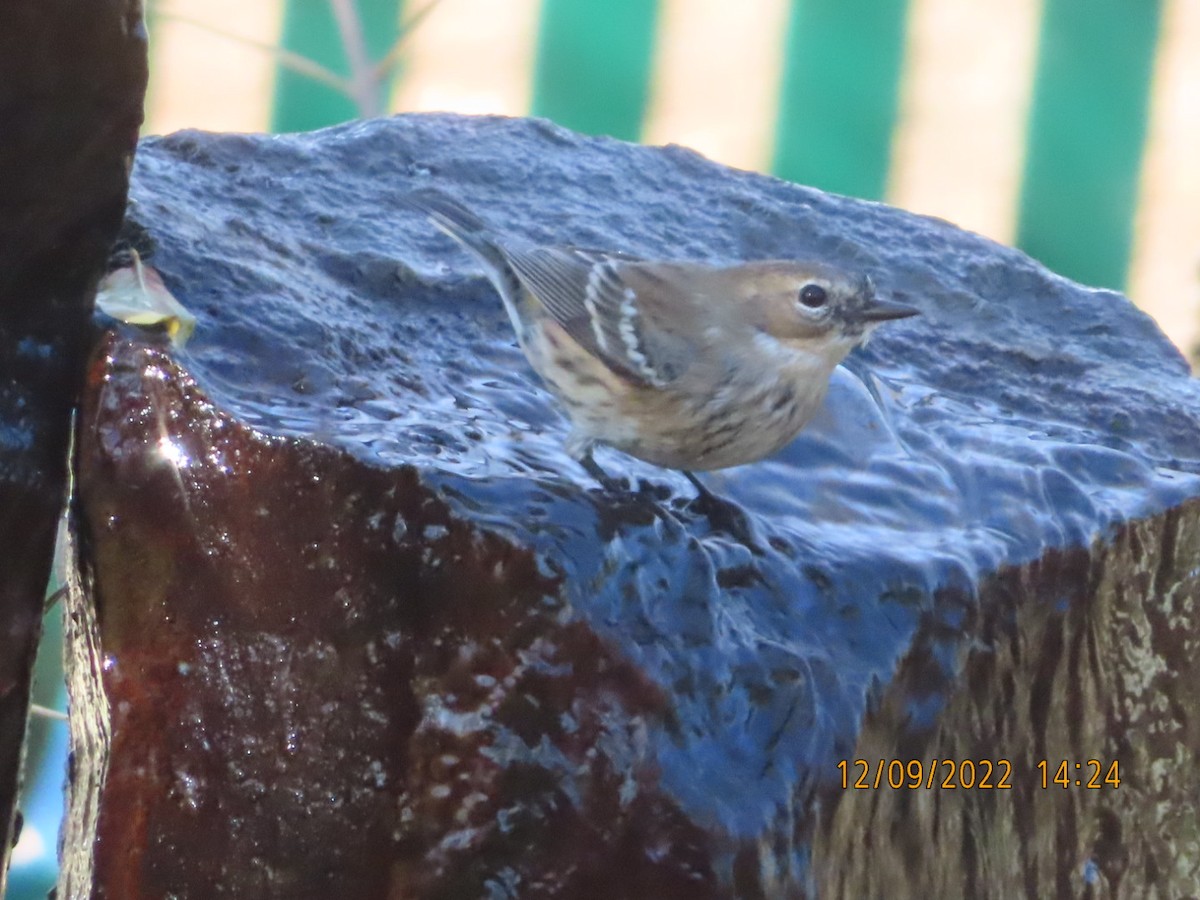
732;261;918;363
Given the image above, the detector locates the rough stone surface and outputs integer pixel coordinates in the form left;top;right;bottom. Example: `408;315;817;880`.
816;504;1200;898
69;114;1200;898
0;0;146;888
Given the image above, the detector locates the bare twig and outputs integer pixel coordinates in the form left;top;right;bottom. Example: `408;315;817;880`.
150;4;353;98
30;704;69;723
329;0;381;115
147;0;444;118
371;0;444;84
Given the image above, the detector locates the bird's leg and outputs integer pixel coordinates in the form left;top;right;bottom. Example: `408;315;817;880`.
578;448;625;493
569;429;633;493
681;470;759;548
683;470;718;503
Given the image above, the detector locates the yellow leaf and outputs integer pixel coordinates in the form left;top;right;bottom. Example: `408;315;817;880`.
96;251;196;349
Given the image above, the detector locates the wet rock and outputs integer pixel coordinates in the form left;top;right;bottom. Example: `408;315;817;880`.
69;115;1200;897
0;0;145;886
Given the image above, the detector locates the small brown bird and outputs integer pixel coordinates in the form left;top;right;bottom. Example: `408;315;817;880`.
403;189;917;490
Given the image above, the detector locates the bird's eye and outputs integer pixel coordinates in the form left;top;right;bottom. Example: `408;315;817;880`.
798;284;828;309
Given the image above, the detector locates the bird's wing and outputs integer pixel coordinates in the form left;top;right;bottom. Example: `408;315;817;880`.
502;246;691;387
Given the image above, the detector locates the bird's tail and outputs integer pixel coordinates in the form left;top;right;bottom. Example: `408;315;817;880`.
400;189;507;272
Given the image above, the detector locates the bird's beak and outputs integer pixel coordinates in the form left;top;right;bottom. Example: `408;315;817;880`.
859;297;920;322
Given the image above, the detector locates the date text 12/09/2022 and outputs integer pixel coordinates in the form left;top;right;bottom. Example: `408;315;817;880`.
836;759;1122;791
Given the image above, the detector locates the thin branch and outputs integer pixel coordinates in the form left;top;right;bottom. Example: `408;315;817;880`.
328;0;381;116
371;0;444;85
30;704;69;723
151;4;353;99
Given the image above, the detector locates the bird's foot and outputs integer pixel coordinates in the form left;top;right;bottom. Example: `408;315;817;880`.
577;456;758;547
577;451;631;493
682;472;759;547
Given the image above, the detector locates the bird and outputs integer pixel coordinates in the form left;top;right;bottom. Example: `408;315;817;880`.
401;188;918;496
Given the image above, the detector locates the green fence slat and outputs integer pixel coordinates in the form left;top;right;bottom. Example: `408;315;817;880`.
271;0;405;133
531;0;659;142
773;0;909;200
1016;0;1162;291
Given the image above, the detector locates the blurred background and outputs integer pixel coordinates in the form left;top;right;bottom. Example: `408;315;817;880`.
137;0;1198;364
8;0;1197;895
